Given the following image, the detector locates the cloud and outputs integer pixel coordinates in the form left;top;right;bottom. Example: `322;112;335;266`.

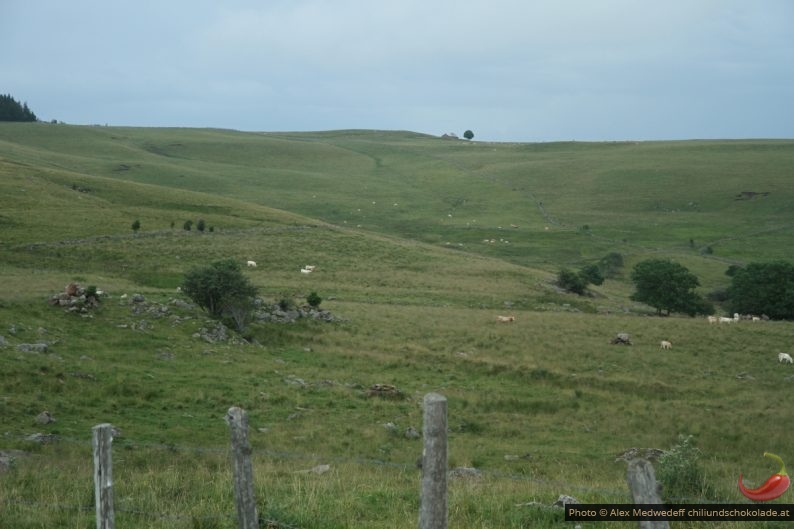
2;0;793;139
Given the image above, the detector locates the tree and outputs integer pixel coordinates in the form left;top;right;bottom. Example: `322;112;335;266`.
630;259;712;316
463;130;474;140
183;220;193;231
727;261;794;320
0;94;37;122
579;264;604;286
557;263;604;296
557;268;588;295
181;259;258;330
598;252;624;278
196;219;206;232
131;219;141;233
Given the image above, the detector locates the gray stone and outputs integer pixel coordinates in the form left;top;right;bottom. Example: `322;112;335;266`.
35;411;55;424
17;343;48;354
552;495;580;507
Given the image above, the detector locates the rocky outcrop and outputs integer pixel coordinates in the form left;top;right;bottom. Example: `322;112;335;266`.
48;283;101;314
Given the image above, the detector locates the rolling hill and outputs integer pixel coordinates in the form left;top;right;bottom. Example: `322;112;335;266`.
1;123;793;528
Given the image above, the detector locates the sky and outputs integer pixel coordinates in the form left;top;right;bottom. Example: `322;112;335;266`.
3;1;794;142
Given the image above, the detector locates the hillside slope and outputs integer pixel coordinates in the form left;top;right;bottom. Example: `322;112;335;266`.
3;124;792;292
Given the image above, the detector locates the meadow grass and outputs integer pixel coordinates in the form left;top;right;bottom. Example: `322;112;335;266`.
2;124;794;527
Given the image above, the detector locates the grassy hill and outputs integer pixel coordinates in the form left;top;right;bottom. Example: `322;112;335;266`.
1;123;794;528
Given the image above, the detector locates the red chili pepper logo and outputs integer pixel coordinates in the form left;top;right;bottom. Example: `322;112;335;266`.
738;452;790;501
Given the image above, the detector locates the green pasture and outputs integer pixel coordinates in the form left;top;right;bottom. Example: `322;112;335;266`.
1;123;794;528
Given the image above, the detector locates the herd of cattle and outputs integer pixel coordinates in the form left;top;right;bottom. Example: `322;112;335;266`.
241;260;791;365
493;311;793;364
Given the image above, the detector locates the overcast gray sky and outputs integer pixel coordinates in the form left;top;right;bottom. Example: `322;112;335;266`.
3;1;793;142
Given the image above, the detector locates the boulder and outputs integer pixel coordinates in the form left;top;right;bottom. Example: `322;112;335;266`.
17;343;48;354
610;333;632;345
65;283;79;296
35;411;55;424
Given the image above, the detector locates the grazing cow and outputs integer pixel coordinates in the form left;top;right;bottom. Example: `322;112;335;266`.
300;268;312;274
778;352;793;364
496;315;515;323
660;340;672;350
707;315;718;324
719;317;734;323
246;260;257;267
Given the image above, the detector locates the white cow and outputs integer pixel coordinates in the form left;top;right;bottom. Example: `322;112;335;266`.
778;352;793;364
246;260;257;267
660;340;672;350
496;315;515;323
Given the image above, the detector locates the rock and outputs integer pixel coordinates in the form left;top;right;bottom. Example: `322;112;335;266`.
35;411;55;424
170;299;194;310
448;467;482;479
131;293;145;303
296;464;331;475
65;283;79;296
404;426;420;439
610;333;632;345
0;450;28;474
552;495;580;507
383;422;399;433
17;343;48;354
0;335;6;348
366;383;404;399
25;433;60;444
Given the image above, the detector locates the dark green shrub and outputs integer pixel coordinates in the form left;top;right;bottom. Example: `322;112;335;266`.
557;268;587;295
598;252;624;278
181;259;257;324
306;292;322;308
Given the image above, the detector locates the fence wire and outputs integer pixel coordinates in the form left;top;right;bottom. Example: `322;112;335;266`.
2;428;740;527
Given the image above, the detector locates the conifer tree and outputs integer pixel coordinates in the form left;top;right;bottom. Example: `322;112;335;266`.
0;94;37;122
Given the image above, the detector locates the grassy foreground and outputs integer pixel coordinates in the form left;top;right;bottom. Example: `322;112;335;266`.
1;124;794;528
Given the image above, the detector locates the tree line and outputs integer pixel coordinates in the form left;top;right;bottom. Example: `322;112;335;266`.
0;94;37;122
558;255;794;319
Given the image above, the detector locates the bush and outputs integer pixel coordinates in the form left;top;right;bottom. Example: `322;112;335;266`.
557;268;588;295
183;220;193;231
181;259;258;331
131;219;141;233
598;252;624;278
306;292;322;308
196;219;206;232
579;264;604;286
656;435;714;501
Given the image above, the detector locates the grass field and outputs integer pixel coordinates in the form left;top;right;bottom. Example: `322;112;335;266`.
1;123;793;528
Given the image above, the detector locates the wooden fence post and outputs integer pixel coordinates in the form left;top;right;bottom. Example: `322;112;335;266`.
92;423;115;529
227;406;258;529
419;392;447;529
626;458;670;529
